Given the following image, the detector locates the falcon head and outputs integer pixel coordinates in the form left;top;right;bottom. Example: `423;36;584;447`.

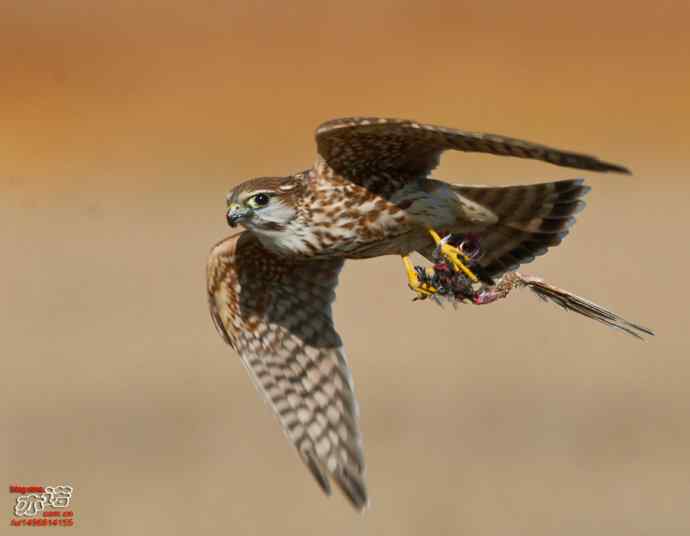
225;176;300;233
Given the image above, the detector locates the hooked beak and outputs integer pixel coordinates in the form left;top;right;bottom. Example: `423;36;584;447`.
226;203;251;227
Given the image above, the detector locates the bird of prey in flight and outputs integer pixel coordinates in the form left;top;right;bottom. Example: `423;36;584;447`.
207;117;652;511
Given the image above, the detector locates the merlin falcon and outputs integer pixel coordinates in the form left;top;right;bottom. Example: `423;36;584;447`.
207;117;652;511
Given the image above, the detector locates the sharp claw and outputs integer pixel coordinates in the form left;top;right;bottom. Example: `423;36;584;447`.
405;231;482;302
410;231;491;305
435;239;479;283
409;284;437;300
403;254;440;300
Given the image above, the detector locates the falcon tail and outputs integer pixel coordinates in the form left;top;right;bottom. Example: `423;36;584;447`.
452;179;592;278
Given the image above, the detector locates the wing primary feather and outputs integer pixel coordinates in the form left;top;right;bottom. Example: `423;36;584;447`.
316;117;630;182
304;450;332;496
207;232;368;511
333;465;369;512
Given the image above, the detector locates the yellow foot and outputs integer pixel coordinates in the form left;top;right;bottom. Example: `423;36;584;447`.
428;229;479;283
402;255;437;300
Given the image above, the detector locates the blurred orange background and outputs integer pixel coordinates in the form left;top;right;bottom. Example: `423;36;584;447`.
3;1;689;534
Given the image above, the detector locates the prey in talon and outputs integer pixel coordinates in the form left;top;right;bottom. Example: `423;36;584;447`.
410;233;654;340
208;116;654;512
409;232;483;302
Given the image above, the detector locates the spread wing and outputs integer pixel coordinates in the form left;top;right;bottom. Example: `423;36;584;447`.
207;232;367;510
315;117;630;186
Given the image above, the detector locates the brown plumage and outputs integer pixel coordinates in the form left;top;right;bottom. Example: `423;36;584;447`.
208;233;366;508
208;116;650;511
453;179;591;277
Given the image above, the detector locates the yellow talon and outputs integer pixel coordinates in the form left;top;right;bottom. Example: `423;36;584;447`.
403;255;437;300
428;229;480;283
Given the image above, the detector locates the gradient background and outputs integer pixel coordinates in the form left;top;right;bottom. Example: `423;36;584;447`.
3;1;689;534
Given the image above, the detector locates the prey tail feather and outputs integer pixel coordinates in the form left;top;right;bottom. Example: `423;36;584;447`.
513;273;654;340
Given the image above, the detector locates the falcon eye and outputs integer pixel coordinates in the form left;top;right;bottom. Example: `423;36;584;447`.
247;193;270;208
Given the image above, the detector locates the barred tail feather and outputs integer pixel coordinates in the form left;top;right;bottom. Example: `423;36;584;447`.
454;179;591;277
